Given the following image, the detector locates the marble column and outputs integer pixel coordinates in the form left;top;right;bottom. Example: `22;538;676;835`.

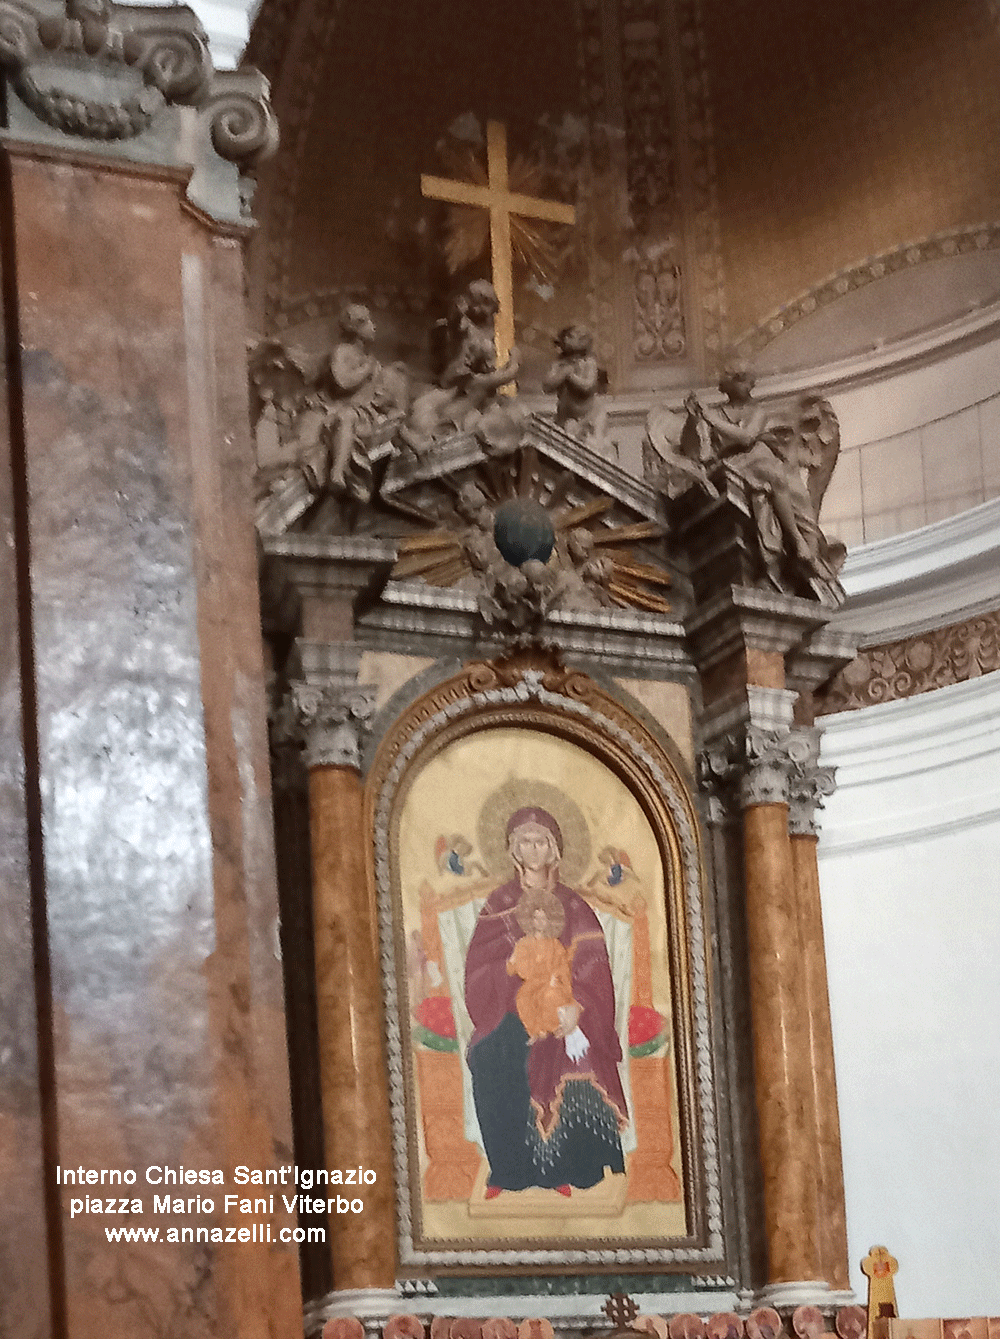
293;673;398;1298
704;718;835;1307
0;9;301;1337
789;755;851;1295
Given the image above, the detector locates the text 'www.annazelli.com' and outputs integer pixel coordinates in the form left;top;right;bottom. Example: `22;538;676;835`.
105;1224;326;1244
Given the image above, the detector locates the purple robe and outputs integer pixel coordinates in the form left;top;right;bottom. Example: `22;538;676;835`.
465;877;627;1136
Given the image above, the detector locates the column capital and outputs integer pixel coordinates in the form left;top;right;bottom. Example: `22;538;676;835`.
292;680;377;771
701;724;829;811
787;756;838;836
0;0;277;225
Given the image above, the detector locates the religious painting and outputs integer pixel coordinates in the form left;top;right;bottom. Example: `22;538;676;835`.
371;663;721;1270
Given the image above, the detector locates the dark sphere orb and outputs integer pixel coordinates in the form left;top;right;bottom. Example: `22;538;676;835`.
493;498;555;567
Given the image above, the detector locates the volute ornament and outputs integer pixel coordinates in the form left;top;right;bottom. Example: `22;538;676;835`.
700;726;820;811
0;0;213;140
0;0;277;169
292;681;377;771
204;68;279;166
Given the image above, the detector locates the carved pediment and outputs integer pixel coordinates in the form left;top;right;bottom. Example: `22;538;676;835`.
259;414;682;642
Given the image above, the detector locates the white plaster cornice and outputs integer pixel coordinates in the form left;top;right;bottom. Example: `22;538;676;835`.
818;672;1000;852
829;496;1000;646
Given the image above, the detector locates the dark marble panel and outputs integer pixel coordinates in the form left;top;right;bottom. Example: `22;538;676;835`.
0;163;55;1339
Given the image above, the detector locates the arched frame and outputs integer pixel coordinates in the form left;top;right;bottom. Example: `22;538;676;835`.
366;657;725;1272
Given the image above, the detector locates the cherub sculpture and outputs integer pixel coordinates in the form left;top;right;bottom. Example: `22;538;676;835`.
249;304;408;514
399;280;525;458
548;526;614;612
314;303;407;500
543;324;602;441
654;361;845;602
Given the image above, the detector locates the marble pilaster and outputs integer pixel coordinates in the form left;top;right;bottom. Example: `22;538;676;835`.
0;9;302;1336
294;672;398;1292
0;197;53;1339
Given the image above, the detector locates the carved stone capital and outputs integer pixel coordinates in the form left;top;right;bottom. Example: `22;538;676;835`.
202;67;279;169
0;0;278;222
700;725;821;811
292;680;376;771
787;759;837;836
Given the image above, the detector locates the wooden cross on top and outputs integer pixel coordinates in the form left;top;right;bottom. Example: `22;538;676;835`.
421;119;576;369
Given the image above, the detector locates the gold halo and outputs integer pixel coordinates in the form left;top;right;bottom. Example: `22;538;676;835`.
477;778;592;886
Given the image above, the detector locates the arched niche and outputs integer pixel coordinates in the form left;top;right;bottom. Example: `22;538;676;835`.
365;656;727;1274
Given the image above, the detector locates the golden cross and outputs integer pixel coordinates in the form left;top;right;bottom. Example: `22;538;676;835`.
421;119;576;369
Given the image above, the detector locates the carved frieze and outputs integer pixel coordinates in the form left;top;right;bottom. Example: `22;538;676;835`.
819;608;1000;714
733;224;1000;359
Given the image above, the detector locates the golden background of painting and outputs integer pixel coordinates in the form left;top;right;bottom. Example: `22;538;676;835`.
398;725;686;1243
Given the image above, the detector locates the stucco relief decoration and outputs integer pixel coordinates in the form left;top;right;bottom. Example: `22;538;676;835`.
820;609;1000;713
619;0;686;364
389;473;671;642
250;287;680;637
0;0;277;164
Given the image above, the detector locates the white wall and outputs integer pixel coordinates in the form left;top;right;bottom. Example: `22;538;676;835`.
818;671;1000;1315
129;0;252;68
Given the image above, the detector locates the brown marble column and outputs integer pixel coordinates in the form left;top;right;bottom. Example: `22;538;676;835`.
789;766;851;1294
294;677;397;1296
731;730;823;1294
0;187;54;1338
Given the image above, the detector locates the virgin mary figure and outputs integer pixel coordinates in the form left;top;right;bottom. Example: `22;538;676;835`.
464;806;628;1196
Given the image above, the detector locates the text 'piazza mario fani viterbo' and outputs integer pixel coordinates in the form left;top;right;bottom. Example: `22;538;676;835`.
57;1164;378;1223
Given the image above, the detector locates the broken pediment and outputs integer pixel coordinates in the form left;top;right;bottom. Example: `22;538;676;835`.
258;415;685;654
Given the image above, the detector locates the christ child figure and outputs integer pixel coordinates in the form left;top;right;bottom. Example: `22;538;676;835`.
506;891;579;1042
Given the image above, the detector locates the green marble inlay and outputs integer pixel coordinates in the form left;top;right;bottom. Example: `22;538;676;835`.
425;1275;726;1298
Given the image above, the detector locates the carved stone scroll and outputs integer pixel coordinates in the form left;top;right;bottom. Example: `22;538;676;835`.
293;680;377;771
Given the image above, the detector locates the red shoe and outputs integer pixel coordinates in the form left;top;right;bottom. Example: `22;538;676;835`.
484;1185;502;1200
555;1184;571;1197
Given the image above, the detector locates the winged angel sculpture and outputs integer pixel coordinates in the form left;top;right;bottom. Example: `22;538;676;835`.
250;303;409;514
645;362;846;603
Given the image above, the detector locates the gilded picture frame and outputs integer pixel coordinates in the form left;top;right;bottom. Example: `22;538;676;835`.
366;657;724;1272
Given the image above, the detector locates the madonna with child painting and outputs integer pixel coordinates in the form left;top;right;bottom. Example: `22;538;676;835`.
464;806;629;1199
